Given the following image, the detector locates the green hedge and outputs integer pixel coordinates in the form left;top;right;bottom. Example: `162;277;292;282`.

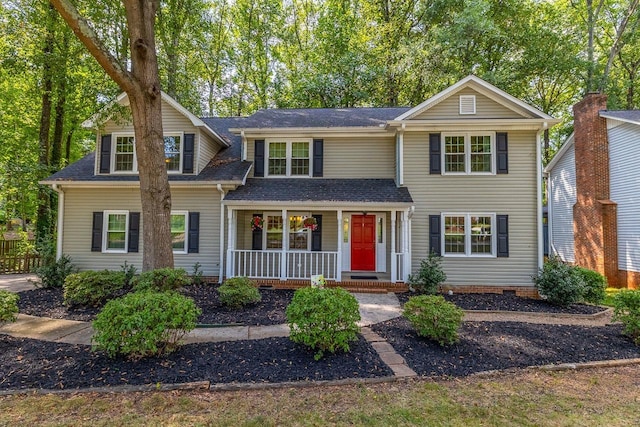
403;295;464;346
218;277;261;308
63;270;128;307
0;290;19;324
132;268;191;292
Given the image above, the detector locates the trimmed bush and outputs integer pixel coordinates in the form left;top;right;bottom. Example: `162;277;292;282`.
0;290;19;324
132;268;191;292
63;270;128;307
92;291;201;359
408;251;447;295
612;290;640;345
403;295;464;346
575;267;607;305
218;277;261;308
286;287;360;360
35;253;77;288
533;257;584;306
120;261;138;287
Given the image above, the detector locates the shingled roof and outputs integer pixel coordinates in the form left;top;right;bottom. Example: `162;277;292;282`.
223;178;413;205
236;107;411;128
600;110;640;125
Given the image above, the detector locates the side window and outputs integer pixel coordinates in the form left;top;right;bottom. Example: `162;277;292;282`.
164;135;182;172
114;136;135;172
442;214;495;256
103;211;129;253
171;211;188;253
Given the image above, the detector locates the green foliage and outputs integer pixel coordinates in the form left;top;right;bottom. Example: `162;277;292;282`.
35;247;77;288
218;277;261;308
574;267;607;305
408;252;447;295
132;268;191;292
403;295;464;346
191;262;204;286
92;291;201;359
120;261;138;287
0;290;19;324
533;257;584;306
63;270;128;307
286;287;360;360
612;290;640;345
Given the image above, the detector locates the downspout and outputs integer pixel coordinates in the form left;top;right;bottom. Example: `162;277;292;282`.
52;184;64;260
217;184;226;284
536;123;548;270
241;131;247;161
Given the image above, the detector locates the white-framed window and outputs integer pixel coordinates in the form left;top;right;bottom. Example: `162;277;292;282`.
111;132;184;173
442;213;495;257
288;213;311;251
266;139;311;177
262;212;312;250
443;132;494;174
103;210;129;253
265;213;284;249
171;211;188;254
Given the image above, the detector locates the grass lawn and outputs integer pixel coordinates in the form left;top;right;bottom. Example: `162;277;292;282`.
1;365;639;426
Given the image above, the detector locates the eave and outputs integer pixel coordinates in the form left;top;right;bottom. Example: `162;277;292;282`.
229;126;391;138
386;118;561;131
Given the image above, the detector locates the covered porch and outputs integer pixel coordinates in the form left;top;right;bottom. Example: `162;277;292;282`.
222;179;414;284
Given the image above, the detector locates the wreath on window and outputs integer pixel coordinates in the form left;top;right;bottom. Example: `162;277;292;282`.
251;216;264;231
303;216;318;231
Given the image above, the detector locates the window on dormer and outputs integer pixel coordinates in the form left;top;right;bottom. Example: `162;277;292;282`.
114;136;135;172
266;140;311;177
111;133;183;173
164;135;182;172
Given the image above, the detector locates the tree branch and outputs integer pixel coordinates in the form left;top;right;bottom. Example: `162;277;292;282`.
49;0;137;94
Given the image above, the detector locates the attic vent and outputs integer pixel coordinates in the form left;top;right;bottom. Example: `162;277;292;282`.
459;95;476;115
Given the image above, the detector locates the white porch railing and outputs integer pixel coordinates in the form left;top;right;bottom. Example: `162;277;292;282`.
392;252;405;282
228;250;338;281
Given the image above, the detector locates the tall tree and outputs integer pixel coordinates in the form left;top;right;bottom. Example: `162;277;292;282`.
50;0;174;271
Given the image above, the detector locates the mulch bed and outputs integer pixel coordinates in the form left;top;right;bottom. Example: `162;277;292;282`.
371;318;639;378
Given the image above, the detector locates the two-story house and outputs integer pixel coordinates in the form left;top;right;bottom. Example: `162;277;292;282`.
42;76;558;295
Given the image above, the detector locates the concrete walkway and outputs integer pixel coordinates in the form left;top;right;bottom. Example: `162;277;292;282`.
0;273;38;292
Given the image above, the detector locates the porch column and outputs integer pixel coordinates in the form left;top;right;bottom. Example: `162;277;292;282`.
226;208;234;279
402;209;411;282
337;210;343;282
281;209;288;280
391;210;397;282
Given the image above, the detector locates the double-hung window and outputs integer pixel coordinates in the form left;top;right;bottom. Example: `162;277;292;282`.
114;136;135;172
289;214;310;250
263;213;311;250
164;135;182;172
443;214;495;256
443;133;494;174
103;210;129;252
111;133;183;173
171;211;188;253
266;140;311;177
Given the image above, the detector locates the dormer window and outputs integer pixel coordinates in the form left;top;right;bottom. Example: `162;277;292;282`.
164;135;182;172
114;136;135;172
459;95;476;115
109;132;184;173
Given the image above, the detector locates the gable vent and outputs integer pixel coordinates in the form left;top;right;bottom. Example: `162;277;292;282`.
459;95;476;115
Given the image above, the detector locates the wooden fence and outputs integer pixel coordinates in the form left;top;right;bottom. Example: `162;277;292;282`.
0;240;42;274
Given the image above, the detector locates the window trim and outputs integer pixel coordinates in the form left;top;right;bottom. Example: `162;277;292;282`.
441;132;495;175
102;210;129;253
171;210;189;254
263;212;284;250
287;212;312;251
441;213;496;257
265;138;313;178
110;132;185;174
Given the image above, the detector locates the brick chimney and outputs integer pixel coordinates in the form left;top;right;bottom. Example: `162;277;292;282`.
572;93;619;286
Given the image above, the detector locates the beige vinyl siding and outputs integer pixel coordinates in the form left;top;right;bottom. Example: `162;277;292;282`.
403;130;538;286
412;88;529;120
61;187;222;276
245;136;395;178
197;131;222;173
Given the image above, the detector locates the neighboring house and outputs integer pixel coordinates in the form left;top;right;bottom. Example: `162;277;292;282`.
545;93;640;289
42;75;558;295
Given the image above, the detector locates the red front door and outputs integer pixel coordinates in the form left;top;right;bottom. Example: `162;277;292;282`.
351;215;376;271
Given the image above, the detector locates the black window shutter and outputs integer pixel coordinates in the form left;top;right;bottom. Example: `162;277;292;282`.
312;139;323;177
91;212;103;252
128;212;140;253
188;212;200;253
311;214;322;251
254;140;265;177
183;133;195;173
429;215;441;255
99;135;112;173
429;133;441;174
497;214;509;257
251;213;263;250
496;132;508;174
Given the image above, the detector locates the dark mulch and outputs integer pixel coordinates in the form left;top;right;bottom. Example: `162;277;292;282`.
0;335;391;391
17;285;294;325
397;292;607;315
372;318;640;378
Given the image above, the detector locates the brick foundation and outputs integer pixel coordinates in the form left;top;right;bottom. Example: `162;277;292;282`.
439;285;540;298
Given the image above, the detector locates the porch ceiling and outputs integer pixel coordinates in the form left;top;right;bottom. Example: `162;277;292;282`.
223;178;413;207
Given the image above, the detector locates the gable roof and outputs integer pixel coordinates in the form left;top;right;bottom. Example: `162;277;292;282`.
394;75;556;121
600;110;640;125
82;91;229;147
544;133;574;173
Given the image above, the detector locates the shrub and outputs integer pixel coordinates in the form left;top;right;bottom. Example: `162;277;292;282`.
286;287;360;360
35;252;77;288
63;270;128;307
0;291;19;324
408;251;447;295
132;268;191;292
92;291;201;359
575;267;607;305
218;277;261;308
533;257;584;306
403;295;464;346
612;290;640;345
191;262;204;286
120;261;138;287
